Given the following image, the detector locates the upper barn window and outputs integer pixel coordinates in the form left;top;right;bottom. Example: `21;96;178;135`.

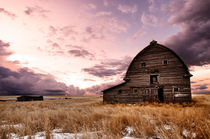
173;88;179;92
150;75;158;84
163;59;168;65
118;90;122;94
133;88;138;93
141;62;146;67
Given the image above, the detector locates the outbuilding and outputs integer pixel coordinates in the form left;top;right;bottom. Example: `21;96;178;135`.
17;96;43;101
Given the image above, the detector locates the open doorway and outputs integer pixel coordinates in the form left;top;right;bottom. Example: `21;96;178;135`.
158;88;164;102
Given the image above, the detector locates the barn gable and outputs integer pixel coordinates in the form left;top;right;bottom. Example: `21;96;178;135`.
103;40;192;103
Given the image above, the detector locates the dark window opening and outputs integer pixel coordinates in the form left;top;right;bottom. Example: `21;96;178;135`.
150;75;158;84
133;88;138;93
173;88;179;92
163;60;168;65
118;90;122;94
141;62;146;67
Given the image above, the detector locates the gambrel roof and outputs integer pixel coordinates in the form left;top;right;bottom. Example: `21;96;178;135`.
124;40;192;80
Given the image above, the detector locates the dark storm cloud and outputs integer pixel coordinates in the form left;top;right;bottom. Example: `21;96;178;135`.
165;0;210;66
44;89;65;93
0;8;16;18
24;6;50;17
0;67;65;95
82;56;132;77
0;67;19;78
0;40;85;96
0;66;86;96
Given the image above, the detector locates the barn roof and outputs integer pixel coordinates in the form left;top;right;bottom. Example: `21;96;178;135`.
124;40;192;79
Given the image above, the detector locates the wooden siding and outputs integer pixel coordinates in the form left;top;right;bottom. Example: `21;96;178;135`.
103;42;192;103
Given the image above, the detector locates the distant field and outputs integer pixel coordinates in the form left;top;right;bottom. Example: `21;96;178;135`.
0;95;97;101
0;95;209;139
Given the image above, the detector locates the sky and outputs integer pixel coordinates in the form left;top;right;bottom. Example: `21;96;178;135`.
0;0;210;95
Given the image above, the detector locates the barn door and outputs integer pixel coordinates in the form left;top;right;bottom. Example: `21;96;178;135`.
158;88;164;102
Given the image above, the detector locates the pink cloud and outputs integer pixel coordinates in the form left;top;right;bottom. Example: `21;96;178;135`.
140;12;158;27
24;6;50;17
0;8;16;19
117;4;137;14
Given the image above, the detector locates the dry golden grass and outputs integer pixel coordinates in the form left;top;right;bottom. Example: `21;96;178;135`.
0;95;209;139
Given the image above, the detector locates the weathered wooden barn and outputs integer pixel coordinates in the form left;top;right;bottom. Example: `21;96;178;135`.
103;40;192;103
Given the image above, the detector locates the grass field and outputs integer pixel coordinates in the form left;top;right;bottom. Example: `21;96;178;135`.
0;95;209;139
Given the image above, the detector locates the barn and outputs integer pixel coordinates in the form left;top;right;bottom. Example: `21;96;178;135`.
102;40;192;103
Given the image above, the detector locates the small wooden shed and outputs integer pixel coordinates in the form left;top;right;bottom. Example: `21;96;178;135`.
102;40;192;103
17;96;43;101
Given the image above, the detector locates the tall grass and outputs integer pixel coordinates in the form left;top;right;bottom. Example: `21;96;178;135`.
0;95;209;138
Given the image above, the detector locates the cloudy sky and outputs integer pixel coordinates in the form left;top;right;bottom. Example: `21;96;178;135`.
0;0;210;95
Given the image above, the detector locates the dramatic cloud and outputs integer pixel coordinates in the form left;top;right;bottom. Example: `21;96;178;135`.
68;49;94;59
0;66;86;96
141;12;158;27
0;39;85;96
47;17;128;43
117;4;137;14
66;45;95;59
83;17;129;41
82;56;132;77
0;67;62;95
165;0;210;66
24;6;50;17
0;8;16;18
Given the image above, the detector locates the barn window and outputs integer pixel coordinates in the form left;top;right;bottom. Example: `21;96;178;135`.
150;75;158;84
133;88;138;93
118;90;122;94
173;88;179;92
141;62;146;67
163;60;168;65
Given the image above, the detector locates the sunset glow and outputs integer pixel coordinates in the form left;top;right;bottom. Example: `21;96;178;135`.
0;0;210;95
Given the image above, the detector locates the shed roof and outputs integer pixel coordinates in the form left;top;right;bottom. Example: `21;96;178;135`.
102;82;126;92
